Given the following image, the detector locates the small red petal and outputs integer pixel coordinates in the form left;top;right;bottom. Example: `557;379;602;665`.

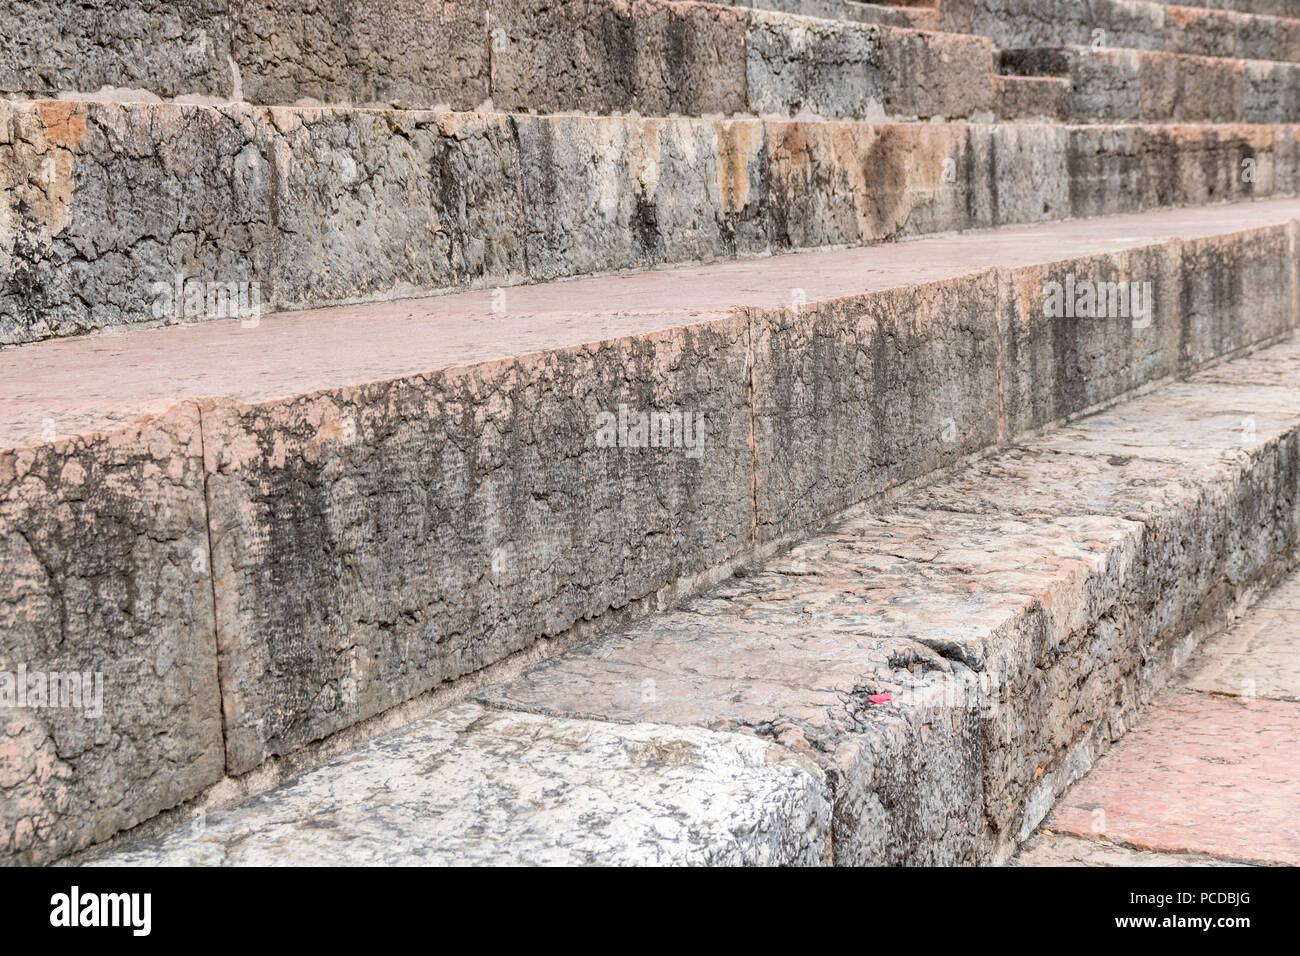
868;693;892;705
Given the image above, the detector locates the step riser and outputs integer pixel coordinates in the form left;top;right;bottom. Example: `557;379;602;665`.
945;0;1300;65
0;0;988;118
1147;0;1300;18
5;102;1299;346
1002;47;1300;123
5;217;1295;864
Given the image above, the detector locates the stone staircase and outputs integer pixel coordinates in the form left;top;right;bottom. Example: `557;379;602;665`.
3;0;1300;866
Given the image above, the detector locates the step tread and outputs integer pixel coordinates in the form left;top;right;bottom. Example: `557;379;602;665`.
7;197;1300;451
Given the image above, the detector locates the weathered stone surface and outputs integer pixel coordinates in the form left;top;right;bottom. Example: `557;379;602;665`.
1147;0;1300;22
7;98;1300;344
749;272;1003;541
0;403;223;865
878;24;996;119
201;319;753;773
481;614;985;865
490;0;748;117
1012;831;1246;866
0;0;233;100
87;703;832;866
995;75;1066;121
677;508;1143;852
233;0;487;110
914;375;1300;680
265;108;528;309
0;100;275;344
1184;558;1300;701
947;0;1300;65
745;9;882;119
1002;45;1300;123
1178;223;1299;366
1185;609;1300;700
0;0;981;117
998;244;1182;436
1048;691;1300;865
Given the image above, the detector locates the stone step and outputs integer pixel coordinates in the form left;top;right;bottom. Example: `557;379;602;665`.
1146;0;1300;18
0;0;987;118
88;702;834;866
1000;46;1300;122
80;335;1300;865
1016;557;1300;866
690;0;940;31
945;0;1300;65
5;197;1299;864
5;101;1299;346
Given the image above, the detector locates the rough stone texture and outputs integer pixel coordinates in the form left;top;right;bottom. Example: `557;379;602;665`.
233;0;487;111
490;0;748;117
1185;609;1300;700
745;9;883;119
914;378;1300;688
1183;559;1300;701
87;703;832;866
946;0;1300;65
1001;45;1300;123
0;403;223;866
998;244;1182;437
4;204;1298;789
0;0;234;100
749;272;1003;541
0;0;981;118
201;319;753;774
995;75;1066;121
1012;831;1246;866
878;24;996;119
6;99;1300;344
264;108;527;310
481;614;985;865
1148;0;1300;20
1048;691;1300;865
29;334;1300;867
677;509;1145;854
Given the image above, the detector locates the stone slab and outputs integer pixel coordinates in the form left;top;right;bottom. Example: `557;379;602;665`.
0;402;224;866
87;702;832;866
481;613;986;865
1049;691;1300;865
201;319;755;774
1185;606;1300;700
0;0;986;119
947;0;1300;65
6;199;1299;446
4;205;1299;785
1001;45;1300;123
6;99;1300;344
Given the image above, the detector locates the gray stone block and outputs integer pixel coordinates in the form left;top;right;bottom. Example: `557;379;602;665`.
232;0;488;110
201;319;754;773
481;614;984;865
0;402;223;865
88;703;832;865
745;10;882;119
749;271;1003;542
